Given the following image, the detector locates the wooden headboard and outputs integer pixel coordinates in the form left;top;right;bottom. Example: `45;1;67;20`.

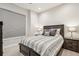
43;24;64;38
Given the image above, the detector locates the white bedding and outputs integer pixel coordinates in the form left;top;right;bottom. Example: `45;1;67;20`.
20;34;64;56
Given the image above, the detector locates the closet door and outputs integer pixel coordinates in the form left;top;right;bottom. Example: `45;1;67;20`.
0;22;3;56
0;9;3;56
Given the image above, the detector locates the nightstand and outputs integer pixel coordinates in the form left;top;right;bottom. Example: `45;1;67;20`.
64;38;79;53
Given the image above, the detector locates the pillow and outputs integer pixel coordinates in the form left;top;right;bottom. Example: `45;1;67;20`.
43;29;50;36
42;28;61;36
44;31;50;36
56;29;61;34
50;29;57;36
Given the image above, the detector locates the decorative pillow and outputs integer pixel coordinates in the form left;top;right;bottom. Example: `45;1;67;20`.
44;31;50;36
56;29;61;34
50;29;57;36
42;28;61;36
43;29;50;36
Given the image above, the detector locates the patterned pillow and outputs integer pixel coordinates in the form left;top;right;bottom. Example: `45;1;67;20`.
43;29;50;36
50;29;57;36
44;31;50;36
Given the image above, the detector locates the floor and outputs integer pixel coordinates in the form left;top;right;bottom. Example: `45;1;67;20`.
3;45;23;56
3;45;79;56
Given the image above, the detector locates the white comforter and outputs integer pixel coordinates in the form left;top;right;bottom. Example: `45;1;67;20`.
21;34;64;56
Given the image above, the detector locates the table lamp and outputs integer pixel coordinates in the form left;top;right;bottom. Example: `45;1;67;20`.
68;26;76;39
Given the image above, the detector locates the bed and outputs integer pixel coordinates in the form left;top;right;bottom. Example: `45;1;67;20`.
19;24;64;56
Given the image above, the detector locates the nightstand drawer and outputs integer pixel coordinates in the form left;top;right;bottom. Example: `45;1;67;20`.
65;39;72;44
66;44;77;52
64;38;78;52
65;39;77;45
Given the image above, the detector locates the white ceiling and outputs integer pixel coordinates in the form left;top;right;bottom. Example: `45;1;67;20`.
14;3;62;13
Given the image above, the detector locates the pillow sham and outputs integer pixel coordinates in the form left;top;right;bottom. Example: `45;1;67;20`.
42;28;61;36
50;29;57;36
44;31;50;36
43;29;50;36
56;28;61;34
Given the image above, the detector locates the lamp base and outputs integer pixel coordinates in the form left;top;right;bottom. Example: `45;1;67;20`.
70;32;73;39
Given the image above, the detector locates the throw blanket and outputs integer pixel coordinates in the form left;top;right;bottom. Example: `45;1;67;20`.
21;34;64;56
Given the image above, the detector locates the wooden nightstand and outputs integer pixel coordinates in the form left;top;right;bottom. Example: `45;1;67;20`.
64;38;79;53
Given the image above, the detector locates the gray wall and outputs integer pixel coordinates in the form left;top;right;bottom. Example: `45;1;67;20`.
0;8;26;39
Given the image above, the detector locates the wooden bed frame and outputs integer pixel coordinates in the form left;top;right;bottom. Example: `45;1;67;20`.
19;24;64;56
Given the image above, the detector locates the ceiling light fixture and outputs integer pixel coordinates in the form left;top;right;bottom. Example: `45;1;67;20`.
38;8;41;10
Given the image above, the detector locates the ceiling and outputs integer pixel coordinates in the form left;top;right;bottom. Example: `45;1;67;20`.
14;3;62;13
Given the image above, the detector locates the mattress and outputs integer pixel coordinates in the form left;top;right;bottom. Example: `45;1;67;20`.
20;34;64;56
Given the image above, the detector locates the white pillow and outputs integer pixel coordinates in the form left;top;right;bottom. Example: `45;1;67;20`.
56;29;61;34
44;31;50;36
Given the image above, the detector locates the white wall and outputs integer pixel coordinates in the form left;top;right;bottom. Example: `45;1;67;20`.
26;10;31;37
39;3;79;39
31;11;39;36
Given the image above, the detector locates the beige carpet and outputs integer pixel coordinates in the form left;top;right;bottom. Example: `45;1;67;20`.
3;45;23;56
3;45;79;56
61;49;79;56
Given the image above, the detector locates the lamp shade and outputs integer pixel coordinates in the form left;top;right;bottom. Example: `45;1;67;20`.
35;26;43;31
68;26;76;32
